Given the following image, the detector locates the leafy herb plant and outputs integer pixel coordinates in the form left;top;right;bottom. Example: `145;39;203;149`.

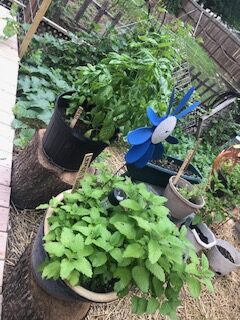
0;3;19;40
38;164;214;318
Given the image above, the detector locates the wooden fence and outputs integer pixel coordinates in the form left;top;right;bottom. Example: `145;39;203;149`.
178;0;240;89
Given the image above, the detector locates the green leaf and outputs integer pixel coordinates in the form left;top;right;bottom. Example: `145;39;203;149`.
120;199;141;211
61;227;75;248
42;261;60;280
186;276;201;298
92;252;107;267
74;257;93;278
148;239;162;264
72;224;90;236
60;258;75;279
44;242;65;257
70;234;84;252
152;277;164;297
36;203;49;210
68;270;80;286
132;266;149;293
123;243;145;259
201;253;209;270
114;267;131;292
145;259;165;282
110;248;122;262
146;297;159;314
130;216;151;232
131;297;148;315
112;222;136;240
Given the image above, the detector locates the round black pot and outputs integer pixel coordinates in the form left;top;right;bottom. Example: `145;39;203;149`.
125;156;202;188
43;92;114;171
31;220;86;302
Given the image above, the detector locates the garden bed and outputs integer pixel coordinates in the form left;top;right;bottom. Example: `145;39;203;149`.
4;146;240;320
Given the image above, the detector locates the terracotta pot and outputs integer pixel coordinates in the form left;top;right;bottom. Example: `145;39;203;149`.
33;190;118;303
163;176;205;219
206;239;240;275
186;223;216;253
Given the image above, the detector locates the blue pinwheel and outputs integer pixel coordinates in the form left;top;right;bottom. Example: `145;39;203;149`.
125;87;201;168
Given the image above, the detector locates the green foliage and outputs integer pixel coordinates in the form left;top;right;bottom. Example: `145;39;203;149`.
39;163;214;318
69;30;180;142
0;3;19;40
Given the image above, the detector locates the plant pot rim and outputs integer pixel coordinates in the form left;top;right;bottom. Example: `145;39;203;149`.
168;176;205;209
188;223;216;249
214;239;240;266
44;190;118;303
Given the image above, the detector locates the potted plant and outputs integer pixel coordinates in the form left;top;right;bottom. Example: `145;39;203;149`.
206;239;240;276
211;145;240;197
35;164;214;318
43;31;178;171
163;176;205;219
186;223;217;253
126;156;202;188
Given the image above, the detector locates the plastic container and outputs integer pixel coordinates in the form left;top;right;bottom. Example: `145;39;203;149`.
126;156;202;188
32;190;118;303
163;176;205;219
206;239;240;276
43;92;113;171
186;223;217;253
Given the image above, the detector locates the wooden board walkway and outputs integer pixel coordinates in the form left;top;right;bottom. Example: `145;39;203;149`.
0;5;19;317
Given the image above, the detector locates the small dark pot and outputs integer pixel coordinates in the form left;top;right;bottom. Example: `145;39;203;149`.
125;156;202;188
31;221;85;302
43;92;115;171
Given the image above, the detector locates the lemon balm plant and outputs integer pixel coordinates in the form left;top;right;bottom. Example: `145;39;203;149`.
37;164;214;318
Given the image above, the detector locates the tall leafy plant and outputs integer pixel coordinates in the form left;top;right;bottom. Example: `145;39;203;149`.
38;164;214;318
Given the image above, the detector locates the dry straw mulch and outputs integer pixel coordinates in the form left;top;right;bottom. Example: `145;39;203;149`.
4;146;240;320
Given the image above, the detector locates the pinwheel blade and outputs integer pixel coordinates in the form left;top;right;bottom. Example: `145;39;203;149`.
152;143;164;160
167;87;175;115
134;143;155;168
176;101;201;119
166;135;179;144
128;127;153;145
172;87;195;116
147;107;166;126
125;139;151;164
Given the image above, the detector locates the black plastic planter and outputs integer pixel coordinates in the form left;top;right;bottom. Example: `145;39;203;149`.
43;92;112;171
31;220;85;302
125;156;202;188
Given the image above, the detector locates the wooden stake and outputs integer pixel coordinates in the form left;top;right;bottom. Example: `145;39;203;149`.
71;153;93;193
20;0;52;58
173;139;202;186
70;107;83;128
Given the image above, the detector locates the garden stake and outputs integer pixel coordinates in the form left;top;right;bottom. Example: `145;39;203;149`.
70;107;83;128
173;139;201;186
71;153;93;193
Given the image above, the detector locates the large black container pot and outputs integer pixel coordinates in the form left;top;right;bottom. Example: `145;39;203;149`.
43;92;112;171
31;191;118;303
125;156;202;188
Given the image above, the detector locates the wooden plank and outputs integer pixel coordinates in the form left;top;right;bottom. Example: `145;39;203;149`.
20;0;53;58
75;0;93;22
0;136;14;154
0;185;11;208
0;150;13;169
0;207;9;232
0;260;4;293
24;0;39;23
0;166;11;187
110;11;122;28
0;232;7;260
94;0;108;23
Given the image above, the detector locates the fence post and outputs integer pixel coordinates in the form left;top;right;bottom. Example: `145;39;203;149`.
93;0;108;23
75;0;93;23
19;0;52;59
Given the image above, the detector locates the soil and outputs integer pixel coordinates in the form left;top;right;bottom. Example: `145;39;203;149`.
190;225;209;244
151;158;198;178
217;245;235;263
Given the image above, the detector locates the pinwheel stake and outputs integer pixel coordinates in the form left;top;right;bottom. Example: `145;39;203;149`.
125;87;201;168
173;139;201;186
